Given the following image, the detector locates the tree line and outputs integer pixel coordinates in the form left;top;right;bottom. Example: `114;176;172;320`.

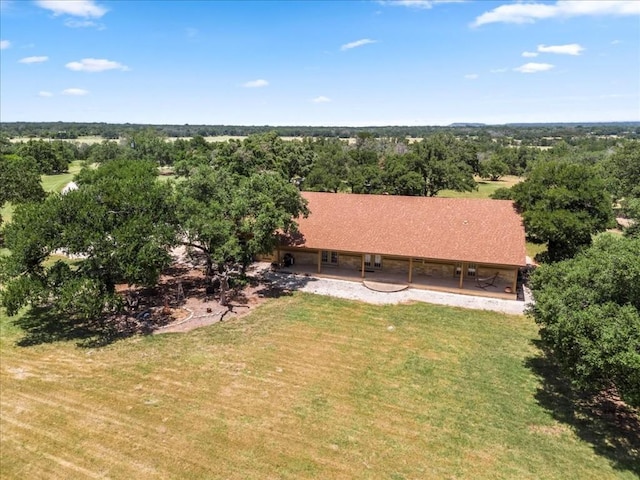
1;121;638;143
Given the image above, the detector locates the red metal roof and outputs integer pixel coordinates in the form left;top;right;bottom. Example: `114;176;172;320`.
285;192;526;267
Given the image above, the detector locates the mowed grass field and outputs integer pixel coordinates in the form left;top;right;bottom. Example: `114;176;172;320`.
1;294;635;479
40;160;85;193
438;175;522;199
1;160;84;234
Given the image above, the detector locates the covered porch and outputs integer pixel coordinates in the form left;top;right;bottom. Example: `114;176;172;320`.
270;248;520;301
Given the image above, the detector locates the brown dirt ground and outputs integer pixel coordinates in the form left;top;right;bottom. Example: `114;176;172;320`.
114;262;282;335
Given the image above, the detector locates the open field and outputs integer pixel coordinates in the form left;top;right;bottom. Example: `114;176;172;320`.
1;294;636;479
9;136;108;145
40;160;84;193
1;161;84;229
438;175;522;199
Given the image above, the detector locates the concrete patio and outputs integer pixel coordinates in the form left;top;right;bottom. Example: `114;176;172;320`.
274;263;520;301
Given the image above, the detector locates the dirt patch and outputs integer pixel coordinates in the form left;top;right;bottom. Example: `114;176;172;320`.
114;263;284;334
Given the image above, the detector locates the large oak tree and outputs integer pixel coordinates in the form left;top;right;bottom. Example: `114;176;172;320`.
528;234;640;408
1;159;176;323
509;160;614;261
176;165;308;304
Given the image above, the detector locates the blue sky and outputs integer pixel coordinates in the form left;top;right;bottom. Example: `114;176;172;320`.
1;0;639;125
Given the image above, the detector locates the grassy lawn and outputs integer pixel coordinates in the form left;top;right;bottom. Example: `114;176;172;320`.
1;294;636;479
438;175;522;199
40;160;85;193
526;242;547;260
0;203;14;225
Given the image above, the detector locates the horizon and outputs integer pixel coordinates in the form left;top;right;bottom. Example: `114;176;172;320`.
1;0;639;125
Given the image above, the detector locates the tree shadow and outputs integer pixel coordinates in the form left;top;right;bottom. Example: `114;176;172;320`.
13;306;171;348
254;270;317;299
14;307;96;347
526;340;639;476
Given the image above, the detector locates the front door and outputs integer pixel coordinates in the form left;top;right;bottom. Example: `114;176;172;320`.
364;254;382;270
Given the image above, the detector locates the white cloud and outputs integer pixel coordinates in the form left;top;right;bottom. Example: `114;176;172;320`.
341;38;376;51
611;39;622;45
464;73;479;80
19;56;49;64
379;0;465;8
38;91;53;97
36;0;107;18
474;1;640;26
66;58;129;72
312;96;332;103
242;79;269;88
0;39;10;50
64;18;103;28
537;43;584;55
490;67;508;73
514;62;554;73
522;51;539;57
62;88;89;96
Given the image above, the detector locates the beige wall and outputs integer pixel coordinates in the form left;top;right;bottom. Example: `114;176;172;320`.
477;266;517;283
339;254;362;270
286;250;317;266
412;260;456;278
382;258;410;274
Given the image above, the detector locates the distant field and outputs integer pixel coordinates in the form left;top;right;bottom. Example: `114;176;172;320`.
9;135;359;145
1;294;635;479
9;136;108;145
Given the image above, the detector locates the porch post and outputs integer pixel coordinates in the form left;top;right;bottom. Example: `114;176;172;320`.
276;248;281;264
408;258;413;283
361;255;365;278
459;262;466;289
511;268;518;293
317;250;322;273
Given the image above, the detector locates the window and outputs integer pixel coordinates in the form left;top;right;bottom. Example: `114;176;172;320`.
364;254;382;269
322;251;338;265
467;263;477;277
455;263;477;277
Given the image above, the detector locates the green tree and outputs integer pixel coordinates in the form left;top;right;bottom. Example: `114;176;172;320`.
528;234;640;408
16;139;71;174
409;134;477;196
480;156;509;181
510;161;613;261
124;128;174;165
607;141;640;199
176;165;307;305
87;140;124;164
382;154;425;196
305;145;347;192
1;159;176;324
0;154;46;228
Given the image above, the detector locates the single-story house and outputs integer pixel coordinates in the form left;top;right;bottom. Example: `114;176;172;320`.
267;192;527;298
